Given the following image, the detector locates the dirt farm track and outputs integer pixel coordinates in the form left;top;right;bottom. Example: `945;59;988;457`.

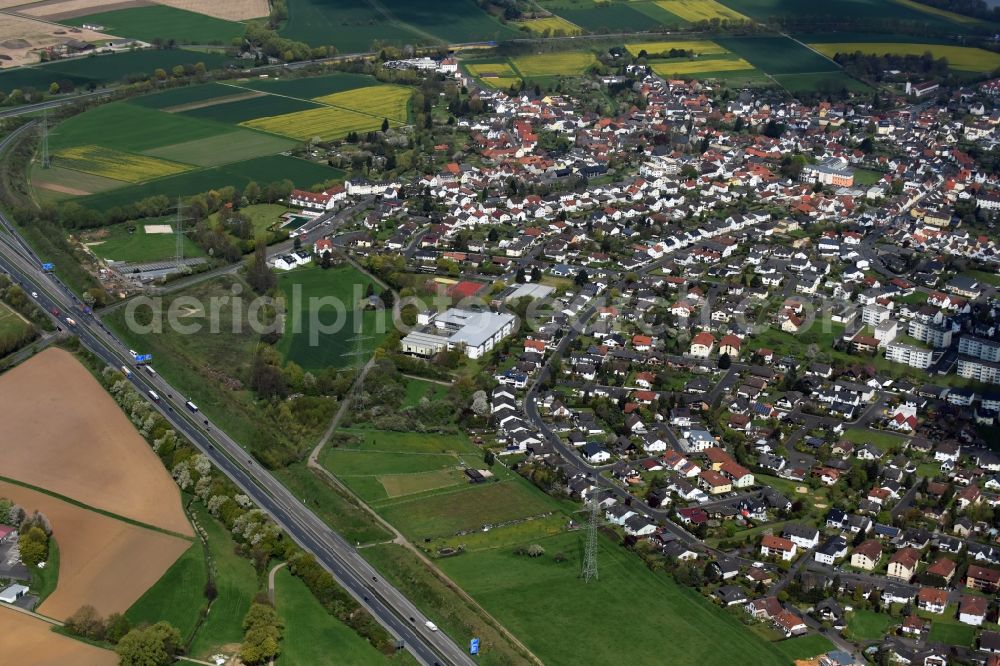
0;610;115;665
0;348;193;536
0;479;192;619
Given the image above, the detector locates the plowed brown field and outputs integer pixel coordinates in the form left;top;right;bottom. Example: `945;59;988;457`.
0;480;191;619
0;348;192;536
0;610;116;665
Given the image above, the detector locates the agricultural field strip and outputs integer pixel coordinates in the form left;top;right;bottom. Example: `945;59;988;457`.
808;42;1000;71
218;81;410;122
160;90;266;113
651;58;755;75
54;144;192;183
0;474;194;540
625;39;730;57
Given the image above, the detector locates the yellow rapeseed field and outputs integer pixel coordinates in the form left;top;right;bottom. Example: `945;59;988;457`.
625;40;729;57
313;84;413;123
651;57;755;76
511;51;596;77
55;145;191;183
512;15;583;35
655;0;749;23
809;42;1000;72
242;107;386;141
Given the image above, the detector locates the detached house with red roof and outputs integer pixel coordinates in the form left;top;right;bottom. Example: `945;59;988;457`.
689;332;715;358
760;535;797;561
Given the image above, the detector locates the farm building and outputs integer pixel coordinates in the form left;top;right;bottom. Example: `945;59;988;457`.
0;583;28;604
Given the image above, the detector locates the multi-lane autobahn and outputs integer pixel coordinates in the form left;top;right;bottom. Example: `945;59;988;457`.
0;126;472;665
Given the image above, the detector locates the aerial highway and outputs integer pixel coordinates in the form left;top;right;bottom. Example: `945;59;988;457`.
0;124;473;665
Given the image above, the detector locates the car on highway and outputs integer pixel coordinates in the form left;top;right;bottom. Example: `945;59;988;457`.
30;291;37;298
425;621;438;632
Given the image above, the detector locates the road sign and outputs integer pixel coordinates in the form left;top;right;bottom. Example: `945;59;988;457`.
470;639;479;655
41;262;54;271
135;354;153;364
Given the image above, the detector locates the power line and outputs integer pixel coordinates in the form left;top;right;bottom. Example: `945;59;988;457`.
581;488;599;583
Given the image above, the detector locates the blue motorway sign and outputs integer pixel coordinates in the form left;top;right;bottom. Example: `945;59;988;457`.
135;354;153;364
470;639;480;655
41;263;54;271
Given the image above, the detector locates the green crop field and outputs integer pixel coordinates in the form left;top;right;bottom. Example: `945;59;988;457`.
180;93;321;124
0;49;231;93
126;541;207;642
188;503;261;658
716;36;840;75
281;0;432;51
773;72;871;93
143;130;297;168
275;265;390;370
85;219;205;264
511;51;597;77
238;73;381;98
63;5;244;44
438;531;788;666
50;102;228;154
130;83;250;109
719;0;986;31
380;0;519;43
77;156;340;211
273;567;388;665
809;42;1000;71
545;1;667;31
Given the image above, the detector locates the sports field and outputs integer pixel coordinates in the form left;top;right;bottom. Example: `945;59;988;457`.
809;42;1000;72
63;5;244;44
652;57;755;75
438;531;788;666
275;265;391;370
0;349;194;535
511;51;597;77
626;39;728;56
54;144;191;183
513;15;583;34
655;0;749;22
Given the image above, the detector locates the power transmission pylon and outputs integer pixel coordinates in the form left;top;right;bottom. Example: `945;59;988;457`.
174;198;184;263
41;110;50;169
581;489;599;582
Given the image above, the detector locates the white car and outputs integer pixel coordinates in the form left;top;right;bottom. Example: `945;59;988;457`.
425;621;438;632
30;291;38;298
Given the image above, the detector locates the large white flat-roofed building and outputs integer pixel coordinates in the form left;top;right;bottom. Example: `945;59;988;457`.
401;308;517;359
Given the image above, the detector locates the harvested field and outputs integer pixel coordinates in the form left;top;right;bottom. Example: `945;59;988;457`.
154;0;269;20
16;0;154;21
0;13;113;67
161;91;264;112
0;348;193;536
32;180;90;196
0;480;192;619
0;610;116;666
